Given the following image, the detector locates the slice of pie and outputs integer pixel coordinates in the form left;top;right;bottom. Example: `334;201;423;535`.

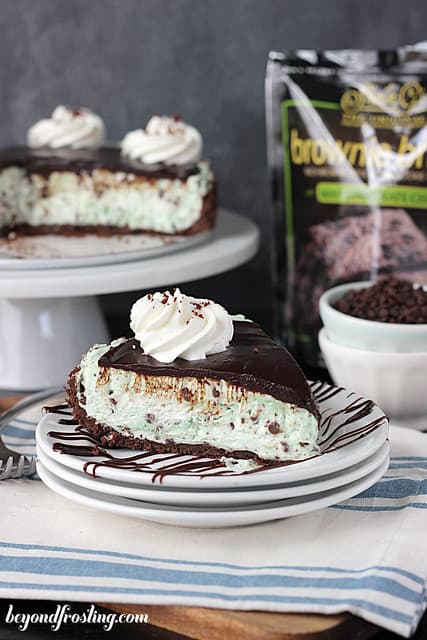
67;291;319;464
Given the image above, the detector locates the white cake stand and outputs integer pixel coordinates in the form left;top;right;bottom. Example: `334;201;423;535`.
0;210;259;390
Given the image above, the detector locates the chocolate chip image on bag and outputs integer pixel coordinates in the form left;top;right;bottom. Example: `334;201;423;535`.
266;45;427;366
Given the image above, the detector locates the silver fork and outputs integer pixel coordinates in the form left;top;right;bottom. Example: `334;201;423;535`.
0;386;64;480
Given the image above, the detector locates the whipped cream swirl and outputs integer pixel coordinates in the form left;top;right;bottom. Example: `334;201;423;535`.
130;289;233;363
27;105;105;149
121;116;202;165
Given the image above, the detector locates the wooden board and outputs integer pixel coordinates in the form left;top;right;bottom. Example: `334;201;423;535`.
99;603;380;640
0;396;25;411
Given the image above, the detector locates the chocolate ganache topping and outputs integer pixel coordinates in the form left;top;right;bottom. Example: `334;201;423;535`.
98;321;319;418
0;146;200;180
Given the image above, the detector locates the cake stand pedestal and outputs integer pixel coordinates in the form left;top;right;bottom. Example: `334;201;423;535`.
0;211;259;390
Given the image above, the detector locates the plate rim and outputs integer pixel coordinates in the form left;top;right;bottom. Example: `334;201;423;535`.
35;456;390;527
36;441;390;506
0;225;213;270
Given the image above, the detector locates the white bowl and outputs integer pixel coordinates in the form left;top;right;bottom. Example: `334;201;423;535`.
319;328;427;419
319;281;427;352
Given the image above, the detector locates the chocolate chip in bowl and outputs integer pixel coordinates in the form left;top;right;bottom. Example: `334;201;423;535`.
334;277;427;325
319;278;427;353
318;278;427;420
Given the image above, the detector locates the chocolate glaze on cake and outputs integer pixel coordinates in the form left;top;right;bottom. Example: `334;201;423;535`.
99;321;319;418
0;146;200;179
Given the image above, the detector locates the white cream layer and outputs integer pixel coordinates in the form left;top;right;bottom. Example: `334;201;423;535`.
130;289;233;363
76;342;319;462
0;162;212;234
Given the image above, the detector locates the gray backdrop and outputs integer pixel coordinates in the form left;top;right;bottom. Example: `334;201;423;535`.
1;0;427;334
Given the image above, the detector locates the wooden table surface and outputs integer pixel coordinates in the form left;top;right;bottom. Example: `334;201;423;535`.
0;395;396;639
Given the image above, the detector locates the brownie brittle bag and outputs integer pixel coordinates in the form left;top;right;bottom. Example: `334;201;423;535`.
266;44;427;366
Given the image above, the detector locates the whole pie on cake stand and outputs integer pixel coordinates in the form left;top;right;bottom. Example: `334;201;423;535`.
0;107;259;390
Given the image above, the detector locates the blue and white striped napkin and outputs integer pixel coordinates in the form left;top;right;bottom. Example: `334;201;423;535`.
1;402;427;638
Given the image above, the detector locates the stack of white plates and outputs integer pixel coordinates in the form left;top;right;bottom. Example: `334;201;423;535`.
36;382;389;528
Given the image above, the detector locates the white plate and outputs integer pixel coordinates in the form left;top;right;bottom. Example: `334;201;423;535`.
36;382;388;489
36;441;390;507
36;456;390;528
0;214;215;269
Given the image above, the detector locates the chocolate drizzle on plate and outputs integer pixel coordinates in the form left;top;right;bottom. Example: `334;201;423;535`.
312;381;389;452
43;382;388;484
44;403;72;416
47;426;233;482
310;380;344;402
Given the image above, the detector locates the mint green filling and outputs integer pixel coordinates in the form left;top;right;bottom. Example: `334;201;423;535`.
0;162;212;233
77;341;319;462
